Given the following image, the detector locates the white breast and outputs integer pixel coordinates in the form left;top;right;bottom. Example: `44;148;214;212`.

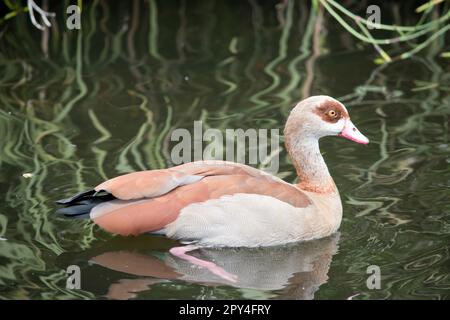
164;192;342;247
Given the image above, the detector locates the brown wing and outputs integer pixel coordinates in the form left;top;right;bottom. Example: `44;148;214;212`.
91;170;311;236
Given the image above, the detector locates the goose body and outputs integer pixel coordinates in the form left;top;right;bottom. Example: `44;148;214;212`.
57;95;368;248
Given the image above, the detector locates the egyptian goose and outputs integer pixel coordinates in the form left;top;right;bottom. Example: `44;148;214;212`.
57;96;368;250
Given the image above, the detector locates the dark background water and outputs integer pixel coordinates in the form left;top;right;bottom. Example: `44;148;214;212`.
0;0;449;299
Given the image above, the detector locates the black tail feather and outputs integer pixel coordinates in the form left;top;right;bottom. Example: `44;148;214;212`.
55;189;115;218
55;189;97;205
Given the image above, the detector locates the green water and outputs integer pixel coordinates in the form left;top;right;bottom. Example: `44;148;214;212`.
0;1;449;300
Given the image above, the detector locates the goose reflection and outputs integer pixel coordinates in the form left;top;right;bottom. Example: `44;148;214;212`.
61;233;340;299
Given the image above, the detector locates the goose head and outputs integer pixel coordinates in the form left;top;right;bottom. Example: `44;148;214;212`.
285;95;369;145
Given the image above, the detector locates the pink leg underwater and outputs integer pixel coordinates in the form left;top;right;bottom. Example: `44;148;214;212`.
169;246;237;283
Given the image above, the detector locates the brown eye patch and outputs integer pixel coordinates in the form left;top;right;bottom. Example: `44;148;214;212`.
314;100;348;123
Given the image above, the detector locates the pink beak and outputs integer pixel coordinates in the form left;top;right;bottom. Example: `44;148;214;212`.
338;119;369;145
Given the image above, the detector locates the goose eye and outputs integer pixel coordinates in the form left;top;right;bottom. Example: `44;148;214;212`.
327;110;337;118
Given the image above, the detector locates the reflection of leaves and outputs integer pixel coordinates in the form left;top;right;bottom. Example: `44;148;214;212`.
320;0;450;61
416;0;444;13
412;80;439;92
